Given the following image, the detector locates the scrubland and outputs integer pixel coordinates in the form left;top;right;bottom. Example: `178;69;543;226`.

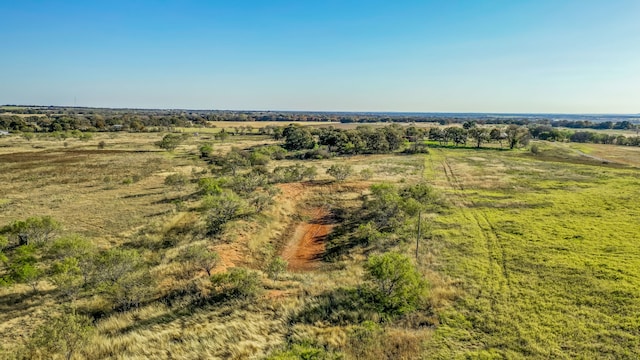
0;126;638;359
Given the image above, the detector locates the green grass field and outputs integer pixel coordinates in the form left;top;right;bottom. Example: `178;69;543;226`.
422;147;640;359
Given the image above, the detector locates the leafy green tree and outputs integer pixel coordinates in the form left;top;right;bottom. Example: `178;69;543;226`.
382;125;405;151
9;244;42;291
364;252;427;315
445;127;467;146
361;128;390;153
156;133;186;151
108;268;155;311
204;191;245;236
1;216;61;246
283;126;316;151
50;257;83;299
214;129;229;142
326;164;352;182
92;248;144;285
468;127;490;148
26;309;94;360
179;244;220;276
318;128;348;152
219;148;250;175
505;125;530;149
489;128;505;147
48;235;96;285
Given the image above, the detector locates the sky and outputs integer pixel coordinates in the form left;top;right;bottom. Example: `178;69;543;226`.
1;0;639;113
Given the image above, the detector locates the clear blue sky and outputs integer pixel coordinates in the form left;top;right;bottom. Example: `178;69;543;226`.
1;0;639;113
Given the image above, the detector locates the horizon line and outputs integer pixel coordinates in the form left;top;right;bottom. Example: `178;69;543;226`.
2;104;639;117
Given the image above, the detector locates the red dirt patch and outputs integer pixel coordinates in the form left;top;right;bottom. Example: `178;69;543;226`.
281;207;333;272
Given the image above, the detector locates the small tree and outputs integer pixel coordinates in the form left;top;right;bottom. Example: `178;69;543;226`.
204;191;245;236
50;257;83;299
156;133;186;151
1;216;61;246
214;129;229;142
9;244;42;292
326;164;352;182
199;143;214;158
108;269;155;311
468;127;490;148
364;252;427;316
27;310;94;360
505;125;530;149
48;235;96;286
179;244;220;276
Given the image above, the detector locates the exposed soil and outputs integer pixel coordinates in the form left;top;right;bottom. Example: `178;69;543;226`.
280;206;334;272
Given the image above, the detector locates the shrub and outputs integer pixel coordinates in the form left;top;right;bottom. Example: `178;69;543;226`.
7;244;41;291
265;340;342;360
266;256;288;280
26;310;94;360
210;267;262;300
530;144;540;154
107;269;156;311
197;177;225;196
364;252;428;316
203;191;244;236
1;216;61;246
199;143;214;158
360;168;373;180
179;244;219;276
326;164;352;182
164;173;189;190
156;133;187;151
50;257;83;299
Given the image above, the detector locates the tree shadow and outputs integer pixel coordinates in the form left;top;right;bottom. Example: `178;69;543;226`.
293;287;380;326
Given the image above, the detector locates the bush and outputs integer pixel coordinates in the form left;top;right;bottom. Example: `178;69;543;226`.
326;164;352;182
210;267;262;300
50;257;83;298
364;252;428;316
1;216;61;246
530;144;540;155
265;340;342;360
203;191;244;236
360;168;373;180
199;143;214;158
179;244;219;276
156;133;187;151
266;256;288;280
26;310;94;360
197;177;225;196
164;173;189;190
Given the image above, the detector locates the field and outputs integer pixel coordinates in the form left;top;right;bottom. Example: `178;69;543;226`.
0;128;639;359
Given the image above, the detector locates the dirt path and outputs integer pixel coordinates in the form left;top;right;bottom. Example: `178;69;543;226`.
280;206;333;272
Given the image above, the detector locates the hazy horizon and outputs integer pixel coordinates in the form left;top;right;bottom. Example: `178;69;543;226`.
2;1;639;113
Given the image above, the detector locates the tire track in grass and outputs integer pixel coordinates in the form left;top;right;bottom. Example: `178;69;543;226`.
438;150;512;310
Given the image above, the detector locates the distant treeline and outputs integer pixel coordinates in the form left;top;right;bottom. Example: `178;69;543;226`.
1;107;638;132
